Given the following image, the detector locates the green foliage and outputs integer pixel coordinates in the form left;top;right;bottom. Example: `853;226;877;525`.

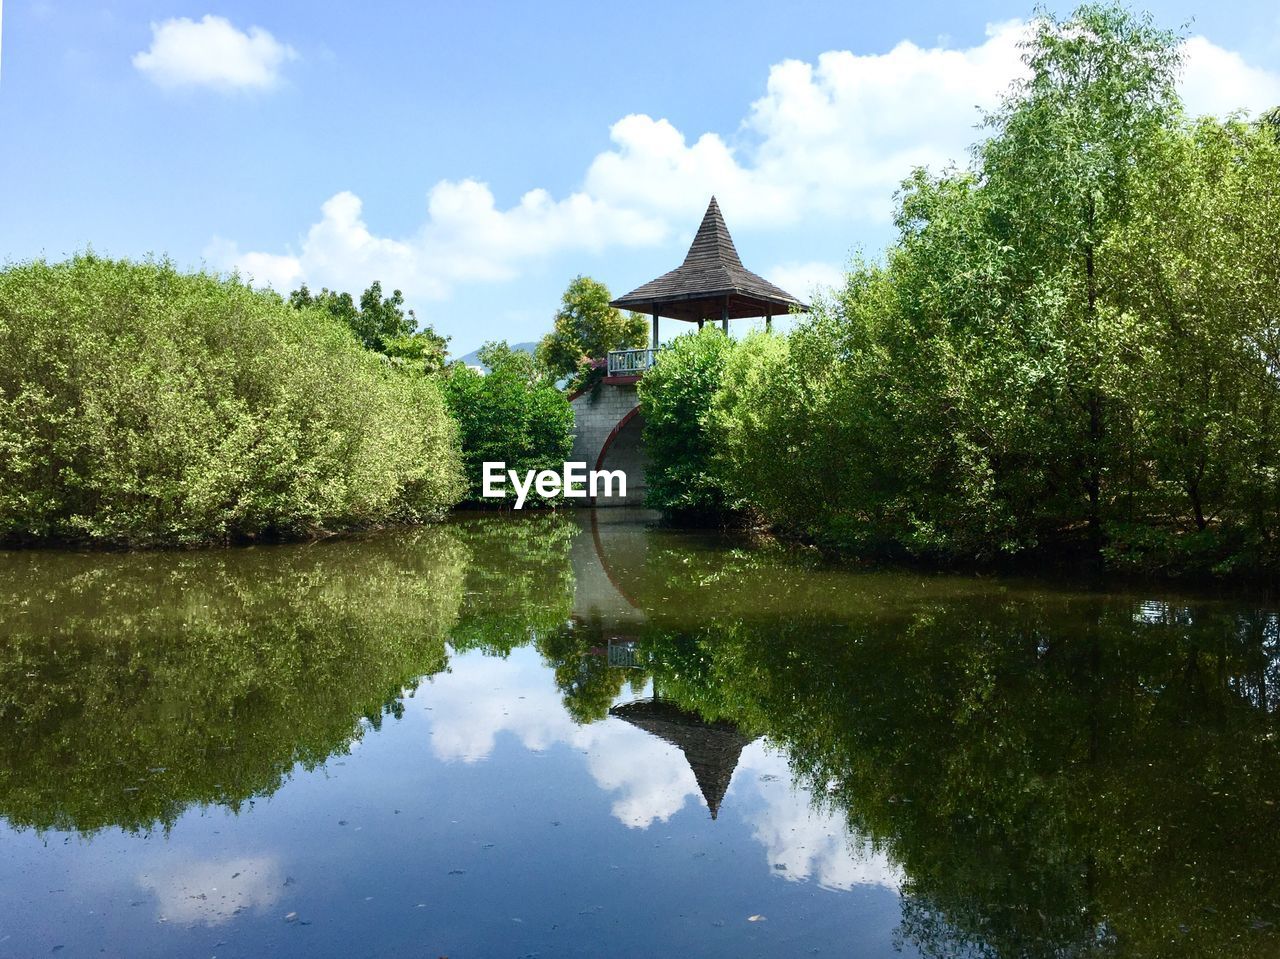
288;279;451;373
0;255;464;546
536;275;648;386
381;327;451;374
666;4;1280;575
443;341;574;504
637;327;738;518
288;279;446;357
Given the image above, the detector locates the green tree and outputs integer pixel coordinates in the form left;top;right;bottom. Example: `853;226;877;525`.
382;327;451;374
289;280;449;365
443;341;574;504
1256;104;1280;141
637;327;738;518
536;276;648;386
1104;116;1280;571
698;3;1280;574
977;3;1183;542
0;255;463;547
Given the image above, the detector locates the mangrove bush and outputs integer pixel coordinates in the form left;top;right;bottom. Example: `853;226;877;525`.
443;341;574;505
0;255;464;546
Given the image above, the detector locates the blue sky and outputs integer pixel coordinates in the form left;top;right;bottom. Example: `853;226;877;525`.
2;1;1278;356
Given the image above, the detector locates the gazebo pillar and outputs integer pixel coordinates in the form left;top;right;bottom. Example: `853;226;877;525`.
720;303;729;333
651;310;659;350
766;311;772;332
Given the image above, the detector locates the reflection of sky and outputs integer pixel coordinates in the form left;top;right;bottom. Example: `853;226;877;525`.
426;647;702;827
425;645;899;892
0;640;911;958
732;744;902;892
137;854;283;925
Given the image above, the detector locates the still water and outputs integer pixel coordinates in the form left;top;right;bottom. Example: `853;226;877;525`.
0;510;1277;958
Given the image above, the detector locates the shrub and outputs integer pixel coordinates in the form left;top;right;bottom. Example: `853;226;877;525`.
442;341;573;504
0;254;464;546
637;327;738;518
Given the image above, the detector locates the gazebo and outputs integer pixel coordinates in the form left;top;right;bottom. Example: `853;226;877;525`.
610;197;809;364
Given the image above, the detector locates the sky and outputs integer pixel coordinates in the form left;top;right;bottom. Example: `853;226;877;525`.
2;1;1278;356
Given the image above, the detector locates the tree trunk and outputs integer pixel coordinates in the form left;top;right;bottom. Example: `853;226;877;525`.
1085;225;1103;548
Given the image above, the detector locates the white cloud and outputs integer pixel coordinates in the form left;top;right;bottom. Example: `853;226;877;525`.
208;182;667;300
204;237;305;291
584;21;1028;229
1181;36;1280;119
134;15;297;91
767;261;846;302
212;22;1280;304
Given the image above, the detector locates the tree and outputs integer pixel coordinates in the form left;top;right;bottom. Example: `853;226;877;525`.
1257;105;1280;141
1104;116;1280;570
536;276;648;385
674;4;1280;575
289;280;449;366
442;341;574;504
382;328;450;374
637;327;738;518
978;3;1183;542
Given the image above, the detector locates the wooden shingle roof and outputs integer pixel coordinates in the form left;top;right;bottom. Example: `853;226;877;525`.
610;197;809;322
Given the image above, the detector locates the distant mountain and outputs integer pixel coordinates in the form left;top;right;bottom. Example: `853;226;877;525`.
454;341;538;369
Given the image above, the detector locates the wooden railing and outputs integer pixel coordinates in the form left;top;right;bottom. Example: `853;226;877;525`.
607;348;657;376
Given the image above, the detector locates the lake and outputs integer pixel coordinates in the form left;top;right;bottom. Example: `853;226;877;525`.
1;510;1277;958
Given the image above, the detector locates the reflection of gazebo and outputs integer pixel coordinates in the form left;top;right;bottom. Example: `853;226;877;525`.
610;699;756;820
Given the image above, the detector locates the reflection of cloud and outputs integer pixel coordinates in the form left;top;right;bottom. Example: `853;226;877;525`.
425;654;567;762
585;724;699;828
425;650;700;827
138;856;282;925
734;743;902;892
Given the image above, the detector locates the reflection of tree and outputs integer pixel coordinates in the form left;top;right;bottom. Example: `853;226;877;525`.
448;511;577;656
0;528;467;835
636;590;1280;958
536;612;649;724
6;510;1280;957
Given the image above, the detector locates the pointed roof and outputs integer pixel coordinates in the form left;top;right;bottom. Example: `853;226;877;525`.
610;198;809;322
609;698;756;820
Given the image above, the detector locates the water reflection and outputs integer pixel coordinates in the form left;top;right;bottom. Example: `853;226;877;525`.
138;855;284;926
0;511;1277;957
0;527;466;834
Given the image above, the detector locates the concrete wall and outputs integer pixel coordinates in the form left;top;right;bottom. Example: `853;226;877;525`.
569;382;648;507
